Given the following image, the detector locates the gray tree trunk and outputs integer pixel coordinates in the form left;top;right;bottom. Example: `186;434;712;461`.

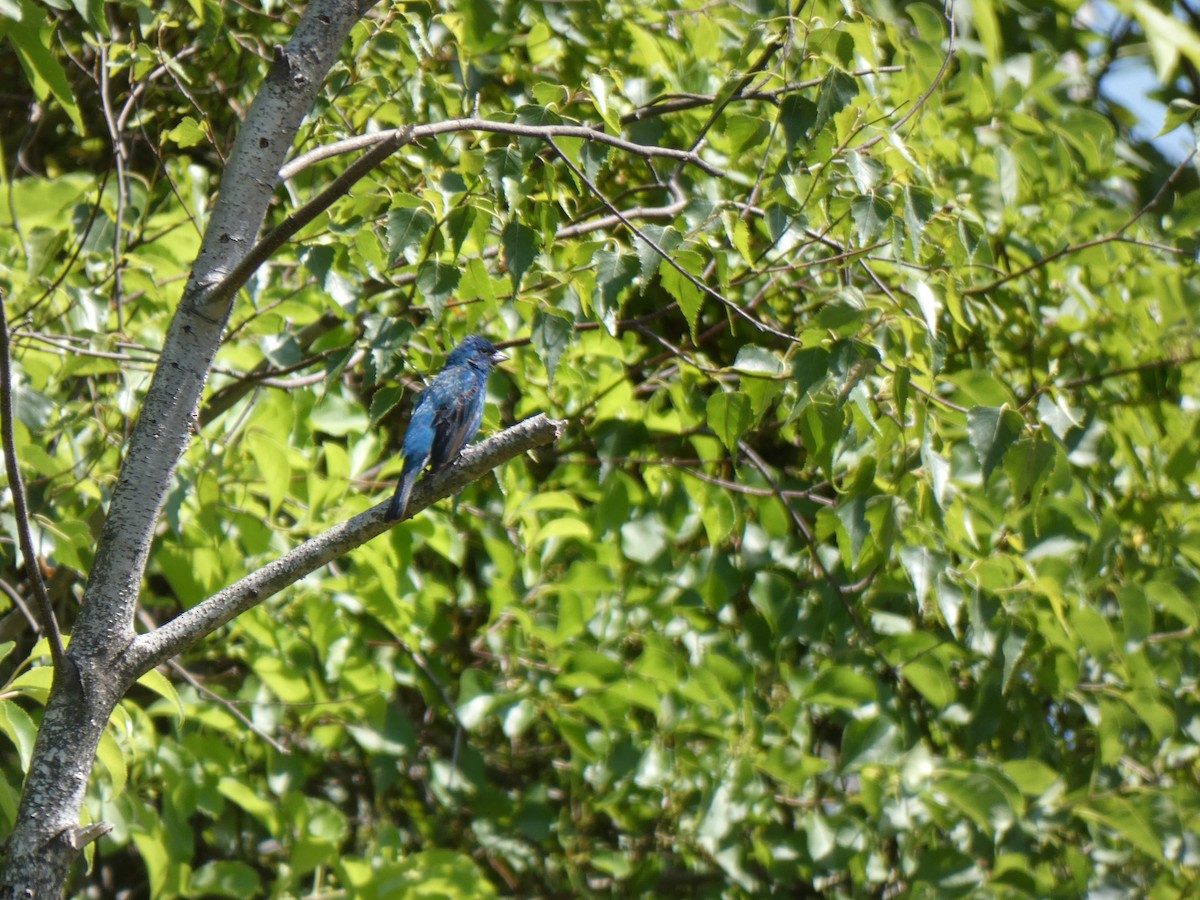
0;2;378;894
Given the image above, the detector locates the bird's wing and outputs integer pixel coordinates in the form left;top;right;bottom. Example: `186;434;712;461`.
401;395;437;469
427;369;487;470
389;393;437;519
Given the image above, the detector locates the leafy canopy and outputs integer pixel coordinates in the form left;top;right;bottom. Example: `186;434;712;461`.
0;0;1198;896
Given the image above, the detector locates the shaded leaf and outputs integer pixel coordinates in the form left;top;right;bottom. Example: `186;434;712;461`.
966;406;1023;484
502;220;540;292
707;392;753;454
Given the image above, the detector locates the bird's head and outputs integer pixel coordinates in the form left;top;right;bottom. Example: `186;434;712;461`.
447;335;508;370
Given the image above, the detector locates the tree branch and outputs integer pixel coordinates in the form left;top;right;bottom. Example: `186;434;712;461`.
963;147;1198;297
278;118;725;183
549;139;799;344
122;414;565;677
199;126;414;316
619;68;904;124
67;0;379;663
0;292;65;671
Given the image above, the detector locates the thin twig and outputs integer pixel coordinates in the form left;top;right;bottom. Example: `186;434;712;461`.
1059;353;1200;389
198;127;416;315
620;67;903;124
0;577;41;634
98;42;128;331
0;293;65;670
859;0;958;151
963;147;1198;297
670;33;786;181
549;139;799;344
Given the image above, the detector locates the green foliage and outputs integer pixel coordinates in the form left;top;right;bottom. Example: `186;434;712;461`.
0;0;1198;896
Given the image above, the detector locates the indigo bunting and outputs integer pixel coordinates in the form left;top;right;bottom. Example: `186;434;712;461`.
387;335;507;520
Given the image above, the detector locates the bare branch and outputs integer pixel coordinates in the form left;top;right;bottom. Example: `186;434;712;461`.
550;139;799;344
619;68;904;124
0;293;65;671
963;147;1197;297
200;126;414;316
278;118;725;183
122;414;565;677
859;1;958;151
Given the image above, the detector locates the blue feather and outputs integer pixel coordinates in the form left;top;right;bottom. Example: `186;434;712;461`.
387;336;506;520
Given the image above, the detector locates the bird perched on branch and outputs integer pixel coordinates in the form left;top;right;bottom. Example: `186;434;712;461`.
387;335;507;520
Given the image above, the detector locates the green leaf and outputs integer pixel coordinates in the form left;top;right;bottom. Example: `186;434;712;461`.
458;0;502;52
531;307;574;386
247;432;289;514
252;655;311;704
6;8;82;130
847;151;884;192
368;384;405;429
0;701;37;771
1001;758;1061;796
1134;0;1200;81
502;220;540;292
903;187;935;254
806;666;877;708
900;546;947;611
1004;436;1055;499
661;250;705;341
1145;580;1197;626
483;146;525;206
902;656;956;708
836;494;869;568
189;862;261;898
386;205;436;266
514;103;563;128
966;406;1023;484
218;776;281;831
725;113;768;157
851;194;892;243
444;204;476;256
1078;796;1164;861
779;93;817;148
137;667;185;718
164;116;208;148
634;224;682;279
594;248;639;334
813;67;858;135
841;718;900;769
732;345;784;377
996;144;1020;207
580;138;609;180
934;767;1019;832
96;730;127;796
1160;98;1200;136
707;392;753;454
913;278;942;338
416;260;461;320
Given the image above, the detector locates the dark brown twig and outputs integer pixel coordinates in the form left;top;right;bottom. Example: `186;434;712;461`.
963;147;1198;297
0;293;66;671
549;139;799;344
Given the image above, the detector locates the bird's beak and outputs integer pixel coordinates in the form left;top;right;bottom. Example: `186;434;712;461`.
492;350;509;364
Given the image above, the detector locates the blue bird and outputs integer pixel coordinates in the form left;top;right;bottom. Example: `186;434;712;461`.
387;335;507;520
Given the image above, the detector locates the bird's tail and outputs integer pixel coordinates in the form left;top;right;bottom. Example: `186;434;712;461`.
388;461;420;520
